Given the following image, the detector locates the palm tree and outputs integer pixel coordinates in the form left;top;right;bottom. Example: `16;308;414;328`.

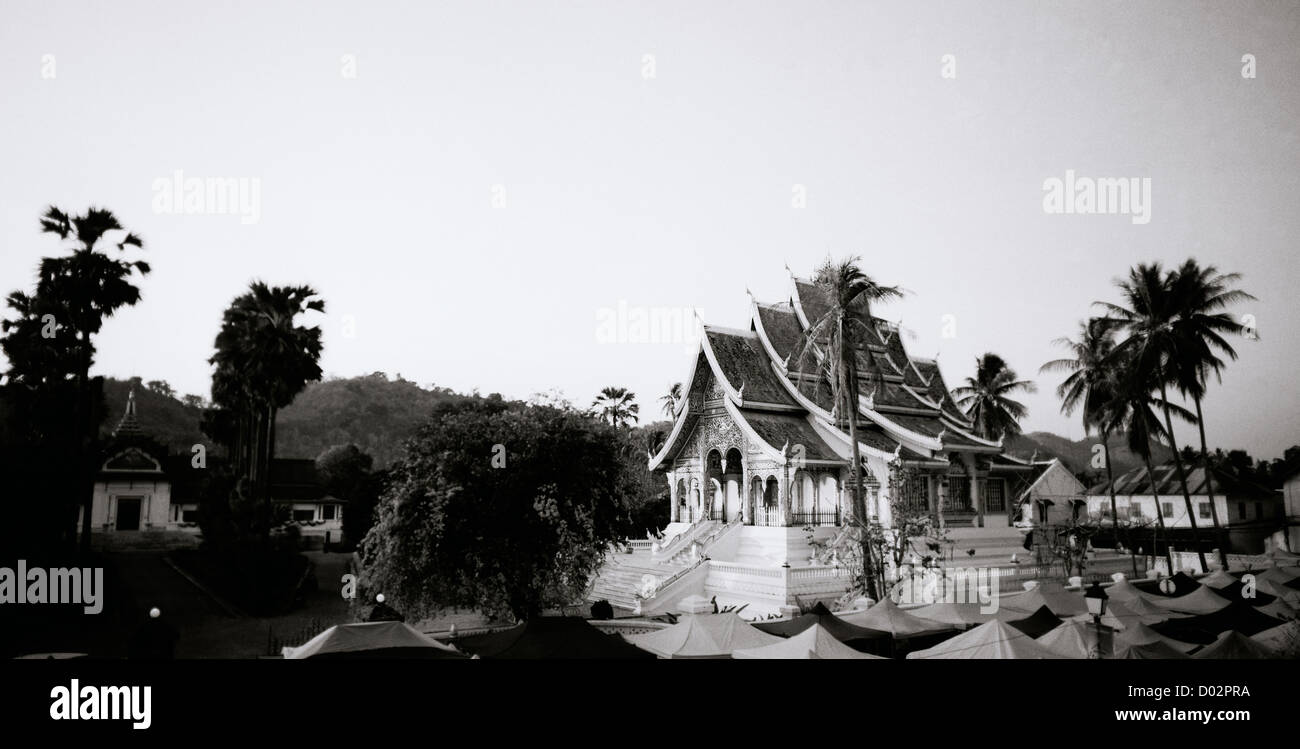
952;353;1037;440
36;206;150;551
1041;319;1126;564
1097;263;1207;571
792;257;903;599
659;382;682;417
1101;361;1196;574
1166;260;1256;570
592;387;638;428
210;282;325;538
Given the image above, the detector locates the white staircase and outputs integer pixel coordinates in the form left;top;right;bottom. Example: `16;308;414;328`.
586;518;740;612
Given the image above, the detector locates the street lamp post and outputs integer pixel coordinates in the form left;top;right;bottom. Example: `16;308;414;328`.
1084;582;1108;659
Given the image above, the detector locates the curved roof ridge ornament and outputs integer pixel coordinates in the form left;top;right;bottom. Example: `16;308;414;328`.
737;381;745;402
893;443;903;461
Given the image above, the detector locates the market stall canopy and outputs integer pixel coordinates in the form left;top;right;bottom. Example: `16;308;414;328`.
999;584;1088;618
1036;621;1102;659
734;623;887;659
908;601;996;627
997;605;1064;638
1192;630;1275;659
1106;579;1168;607
1166;572;1203;596
1113;621;1199;654
1199;569;1239;589
1115;640;1190;659
839;598;957;639
1155;585;1231;614
1092;598;1186;630
1251;564;1300;588
906;620;1064;659
1253;598;1297;621
626;613;782;659
1153;600;1283;642
1250;620;1300;652
282;621;467;659
753;603;885;644
456;617;654;659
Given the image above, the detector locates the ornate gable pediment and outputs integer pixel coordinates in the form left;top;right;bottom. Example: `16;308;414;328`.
102;446;162;473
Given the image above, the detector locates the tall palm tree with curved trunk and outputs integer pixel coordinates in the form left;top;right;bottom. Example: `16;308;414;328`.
1097;262;1207;571
1166;260;1256;570
210;282;325;541
592;387;638;428
659;382;682;417
1041;319;1128;567
952;353;1037;440
1102;361;1196;575
792;256;903;600
37;206;150;552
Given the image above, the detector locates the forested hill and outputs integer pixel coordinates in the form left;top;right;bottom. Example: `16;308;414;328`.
100;374;1176;477
274;373;465;466
1004;431;1174;480
100;373;465;466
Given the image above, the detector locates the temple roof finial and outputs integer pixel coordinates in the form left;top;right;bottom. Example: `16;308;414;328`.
114;385;144;438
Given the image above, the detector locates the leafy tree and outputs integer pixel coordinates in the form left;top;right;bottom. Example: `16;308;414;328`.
953;352;1037;440
182;394;205;410
146;380;175;398
315;444;384;547
359;396;641;620
592;386;639;427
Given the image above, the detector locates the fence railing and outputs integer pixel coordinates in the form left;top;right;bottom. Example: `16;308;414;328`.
751;504;784;527
792;510;840;527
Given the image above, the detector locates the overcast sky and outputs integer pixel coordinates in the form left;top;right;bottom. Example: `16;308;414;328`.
1;0;1297;458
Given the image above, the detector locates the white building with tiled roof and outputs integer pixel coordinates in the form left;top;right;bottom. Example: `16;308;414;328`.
588;269;1039;617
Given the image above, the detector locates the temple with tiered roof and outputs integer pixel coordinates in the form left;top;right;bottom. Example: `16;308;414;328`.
649;268;1035;534
589;268;1040;616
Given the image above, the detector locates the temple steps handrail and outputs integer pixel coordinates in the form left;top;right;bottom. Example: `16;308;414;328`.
652;515;719;560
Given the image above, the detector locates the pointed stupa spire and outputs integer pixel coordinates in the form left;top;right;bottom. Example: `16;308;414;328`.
114;385;144;438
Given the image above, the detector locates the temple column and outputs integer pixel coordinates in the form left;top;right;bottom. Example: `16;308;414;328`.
812;473;820;521
741;463;751;525
775;466;786;527
963;455;982;528
669;473;679;523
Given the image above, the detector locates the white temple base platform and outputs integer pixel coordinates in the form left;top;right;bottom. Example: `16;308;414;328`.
634;526;851;618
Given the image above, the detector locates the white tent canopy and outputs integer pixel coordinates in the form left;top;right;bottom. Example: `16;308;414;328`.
1036;621;1100;659
1251;620;1300;652
1113;621;1199;654
1154;586;1230;614
626;613;782;658
733;623;887;660
1198;569;1239;589
839;598;955;638
1106;578;1168;607
999;584;1087;618
282;621;465;659
1192;630;1275;659
906;620;1064;659
1088;597;1186;630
